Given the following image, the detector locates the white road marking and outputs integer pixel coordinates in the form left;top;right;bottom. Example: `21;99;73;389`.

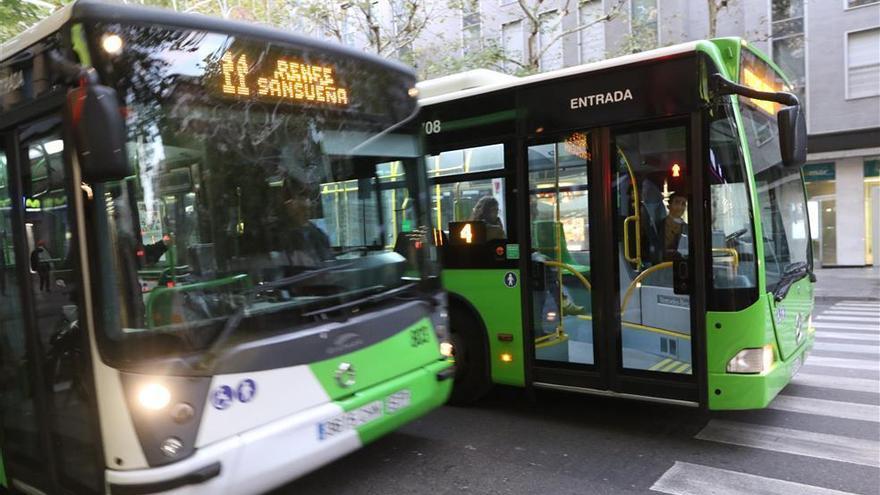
815;315;880;323
823;310;880;317
695;420;880;467
804;356;880;370
812;322;880;331
835;302;880;307
650;461;858;495
769;395;879;423
816;332;880;342
813;342;879;354
792;372;880;394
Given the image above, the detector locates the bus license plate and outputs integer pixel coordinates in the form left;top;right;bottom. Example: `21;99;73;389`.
318;389;411;441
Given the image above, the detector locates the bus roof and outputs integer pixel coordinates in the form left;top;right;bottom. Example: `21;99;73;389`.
418;41;703;106
0;0;414;77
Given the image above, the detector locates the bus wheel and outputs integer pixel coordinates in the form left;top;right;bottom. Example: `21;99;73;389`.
448;308;491;405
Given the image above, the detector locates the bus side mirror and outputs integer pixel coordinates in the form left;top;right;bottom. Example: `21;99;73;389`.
65;83;132;182
777;104;806;168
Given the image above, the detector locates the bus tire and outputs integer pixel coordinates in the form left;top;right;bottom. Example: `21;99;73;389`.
448;306;491;405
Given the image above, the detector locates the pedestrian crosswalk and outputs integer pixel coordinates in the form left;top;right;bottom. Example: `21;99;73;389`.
651;300;880;495
651;461;857;495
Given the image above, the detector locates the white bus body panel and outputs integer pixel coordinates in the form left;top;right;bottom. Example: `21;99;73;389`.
195;365;331;448
106;401;359;495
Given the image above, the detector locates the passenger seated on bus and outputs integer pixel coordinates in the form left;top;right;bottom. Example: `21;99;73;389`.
658;192;688;261
469;196;505;241
278;176;333;268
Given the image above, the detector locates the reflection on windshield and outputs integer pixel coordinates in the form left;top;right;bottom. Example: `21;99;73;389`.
88;23;433;365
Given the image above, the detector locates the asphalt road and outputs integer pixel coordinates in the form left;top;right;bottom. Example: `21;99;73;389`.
274;301;880;495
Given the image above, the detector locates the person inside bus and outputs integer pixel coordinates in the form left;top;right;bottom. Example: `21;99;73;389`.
529;198;585;321
469;196;505;241
30;240;52;292
278;176;333;268
659;192;688;261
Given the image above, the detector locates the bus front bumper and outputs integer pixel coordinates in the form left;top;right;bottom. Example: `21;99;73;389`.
106;359;453;495
707;339;813;410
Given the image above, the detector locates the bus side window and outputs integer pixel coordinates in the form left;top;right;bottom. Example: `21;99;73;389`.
433;178;508;242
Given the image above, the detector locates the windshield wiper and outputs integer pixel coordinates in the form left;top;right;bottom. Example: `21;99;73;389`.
773;262;811;301
193;264;350;370
783;261;808;276
301;282;418;318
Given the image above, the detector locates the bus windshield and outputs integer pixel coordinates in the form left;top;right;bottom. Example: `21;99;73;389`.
738;50;810;294
86;23;434;367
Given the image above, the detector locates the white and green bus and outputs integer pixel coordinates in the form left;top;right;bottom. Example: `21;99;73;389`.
0;1;452;493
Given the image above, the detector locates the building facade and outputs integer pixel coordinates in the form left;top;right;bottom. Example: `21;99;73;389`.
319;0;880;266
470;0;880;267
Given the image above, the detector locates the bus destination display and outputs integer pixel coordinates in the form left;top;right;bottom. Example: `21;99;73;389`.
220;51;349;106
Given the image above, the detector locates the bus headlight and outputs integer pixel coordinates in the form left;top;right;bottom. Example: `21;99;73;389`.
440;341;454;358
138;383;171;410
726;344;775;374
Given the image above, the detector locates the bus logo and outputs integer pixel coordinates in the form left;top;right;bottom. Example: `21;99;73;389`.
335;362;357;388
212;385;234;410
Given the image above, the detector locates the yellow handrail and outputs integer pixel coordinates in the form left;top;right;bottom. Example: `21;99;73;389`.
542;260;592;291
617;147;641;267
712;247;740;269
620;261;673;316
622;215;641;265
535;328;569;349
532;260;593;348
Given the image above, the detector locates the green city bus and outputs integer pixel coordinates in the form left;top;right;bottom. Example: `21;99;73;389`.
0;1;452;493
417;38;814;410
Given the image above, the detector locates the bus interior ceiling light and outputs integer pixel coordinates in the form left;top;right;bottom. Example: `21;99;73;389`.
138;383;171;410
101;33;124;55
726;344;774;374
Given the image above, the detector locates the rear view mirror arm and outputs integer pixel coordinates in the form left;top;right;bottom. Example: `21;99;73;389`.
46;49;93;86
709;74;799;108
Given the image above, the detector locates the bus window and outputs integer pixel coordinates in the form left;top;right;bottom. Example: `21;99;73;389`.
432;178;508;240
707;101;758;309
427;143;504;178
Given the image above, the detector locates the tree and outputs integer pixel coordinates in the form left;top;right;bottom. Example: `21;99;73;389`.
407;37;506;80
508;0;626;74
0;0;64;41
295;0;433;58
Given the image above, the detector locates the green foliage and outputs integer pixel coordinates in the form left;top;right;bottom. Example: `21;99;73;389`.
403;38;506;80
0;0;66;42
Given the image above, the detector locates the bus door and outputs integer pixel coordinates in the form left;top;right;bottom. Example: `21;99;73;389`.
526;121;700;403
610;121;699;400
0;114;103;494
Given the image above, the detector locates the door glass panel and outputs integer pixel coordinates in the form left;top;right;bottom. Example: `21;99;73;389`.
0;146;46;468
24;132;101;492
613;126;692;374
528;134;593;365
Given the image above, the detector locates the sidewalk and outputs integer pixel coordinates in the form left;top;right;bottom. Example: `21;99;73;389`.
813;266;880;302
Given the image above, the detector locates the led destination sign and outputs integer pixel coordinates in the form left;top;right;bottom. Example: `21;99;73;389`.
220;51;349;106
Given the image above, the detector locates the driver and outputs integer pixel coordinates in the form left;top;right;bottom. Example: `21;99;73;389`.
279;176;333;267
660;192;688;261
